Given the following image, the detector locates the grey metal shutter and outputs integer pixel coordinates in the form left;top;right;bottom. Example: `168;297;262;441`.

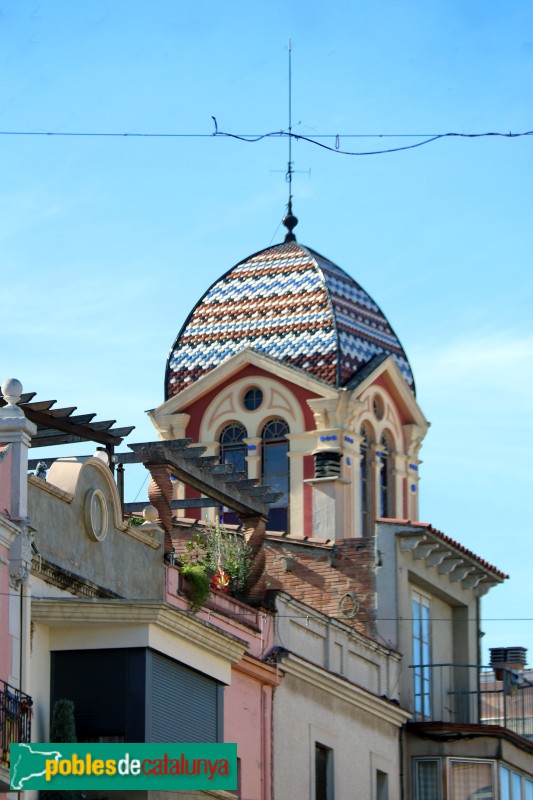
147;650;223;743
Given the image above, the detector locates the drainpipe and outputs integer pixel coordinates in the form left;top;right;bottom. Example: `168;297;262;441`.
399;725;405;800
477;597;482;724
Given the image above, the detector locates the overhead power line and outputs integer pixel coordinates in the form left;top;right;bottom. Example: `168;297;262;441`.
0;123;531;156
212;122;533;155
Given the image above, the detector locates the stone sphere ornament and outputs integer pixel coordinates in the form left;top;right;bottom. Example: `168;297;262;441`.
1;378;24;417
1;378;23;405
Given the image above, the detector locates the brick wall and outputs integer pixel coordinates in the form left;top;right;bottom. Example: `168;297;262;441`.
172;526;378;639
263;537;377;639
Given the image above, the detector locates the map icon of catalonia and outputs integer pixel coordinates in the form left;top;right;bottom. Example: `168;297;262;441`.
11;743;63;790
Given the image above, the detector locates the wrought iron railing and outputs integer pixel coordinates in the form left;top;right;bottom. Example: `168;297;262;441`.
409;663;533;740
0;680;32;769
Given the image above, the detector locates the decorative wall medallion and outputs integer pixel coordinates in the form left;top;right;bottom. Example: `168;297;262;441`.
84;489;108;542
338;592;360;618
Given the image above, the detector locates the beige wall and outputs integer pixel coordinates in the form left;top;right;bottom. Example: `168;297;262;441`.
29;457;164;600
273;667;407;800
375;522;487;719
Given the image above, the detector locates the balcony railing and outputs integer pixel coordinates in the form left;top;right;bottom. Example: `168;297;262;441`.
0;680;32;769
409;663;533;740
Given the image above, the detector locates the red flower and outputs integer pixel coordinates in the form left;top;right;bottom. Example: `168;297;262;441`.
211;568;230;592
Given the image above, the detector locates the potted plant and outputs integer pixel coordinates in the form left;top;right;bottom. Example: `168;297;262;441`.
179;524;253;610
180;563;211;612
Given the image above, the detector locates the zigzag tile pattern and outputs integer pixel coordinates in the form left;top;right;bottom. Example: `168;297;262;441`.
166;241;414;398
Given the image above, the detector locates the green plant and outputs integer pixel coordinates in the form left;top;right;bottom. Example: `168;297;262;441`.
181;523;253;597
49;698;77;743
42;699;78;800
181;563;211;612
204;524;253;593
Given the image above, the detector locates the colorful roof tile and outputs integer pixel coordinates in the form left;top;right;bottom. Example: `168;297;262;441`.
166;241;414;399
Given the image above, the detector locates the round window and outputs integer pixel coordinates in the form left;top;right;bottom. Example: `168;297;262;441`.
243;387;263;411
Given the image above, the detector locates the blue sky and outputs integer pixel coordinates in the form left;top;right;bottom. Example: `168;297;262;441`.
1;1;532;662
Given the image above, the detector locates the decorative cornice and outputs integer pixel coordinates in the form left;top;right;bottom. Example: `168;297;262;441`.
31;556;120;599
234;653;282;687
351;356;428;430
153;348;338;419
279;652;410;727
0;514;22;546
31;599;248;665
393;526;506;594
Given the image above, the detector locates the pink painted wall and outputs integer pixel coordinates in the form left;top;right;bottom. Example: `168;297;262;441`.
165;566;278;800
165;566;274;659
225;670;274;800
0;447;14;685
0;534;12;684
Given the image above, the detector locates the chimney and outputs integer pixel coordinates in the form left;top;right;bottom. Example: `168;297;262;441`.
490;647;527;680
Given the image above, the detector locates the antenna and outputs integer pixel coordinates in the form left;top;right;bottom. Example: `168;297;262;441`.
288;36;293;198
282;37;298;242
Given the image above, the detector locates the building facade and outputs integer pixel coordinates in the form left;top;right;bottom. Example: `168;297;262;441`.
148;231;532;799
2;224;531;800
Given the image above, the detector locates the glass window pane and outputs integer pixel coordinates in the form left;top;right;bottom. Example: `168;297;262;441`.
415;760;440;800
262;419;289;531
512;772;522;800
450;760;493;800
263;444;288;473
223;448;246;474
524;779;533;800
243;387;263;411
500;767;510;800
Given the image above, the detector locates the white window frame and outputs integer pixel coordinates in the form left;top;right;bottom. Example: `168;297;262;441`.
413;757;442;800
412;589;432;719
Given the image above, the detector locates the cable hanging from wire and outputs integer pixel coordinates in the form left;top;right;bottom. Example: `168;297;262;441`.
211;119;533;156
0;122;531;157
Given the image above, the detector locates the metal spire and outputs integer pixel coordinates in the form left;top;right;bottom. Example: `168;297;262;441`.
283;38;298;242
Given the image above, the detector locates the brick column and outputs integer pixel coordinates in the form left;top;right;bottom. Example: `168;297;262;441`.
240;514;267;604
147;465;174;555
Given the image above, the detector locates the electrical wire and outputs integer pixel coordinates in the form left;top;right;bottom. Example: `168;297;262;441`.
0;124;531;157
213;126;533;156
2;593;532;621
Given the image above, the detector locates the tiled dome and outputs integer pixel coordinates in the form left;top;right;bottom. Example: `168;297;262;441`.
165;241;414;399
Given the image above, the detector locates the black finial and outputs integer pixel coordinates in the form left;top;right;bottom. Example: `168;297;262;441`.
283;197;298;242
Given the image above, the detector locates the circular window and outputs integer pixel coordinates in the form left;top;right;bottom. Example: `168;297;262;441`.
84;489;108;542
373;394;385;420
243;387;263;411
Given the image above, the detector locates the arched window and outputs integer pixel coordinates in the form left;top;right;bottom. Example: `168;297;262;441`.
219;423;247;525
261;418;290;532
219;422;247;476
360;426;371;536
378;433;392;519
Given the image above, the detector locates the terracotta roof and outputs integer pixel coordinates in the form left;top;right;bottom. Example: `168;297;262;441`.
166;241;414;398
378;518;508;580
